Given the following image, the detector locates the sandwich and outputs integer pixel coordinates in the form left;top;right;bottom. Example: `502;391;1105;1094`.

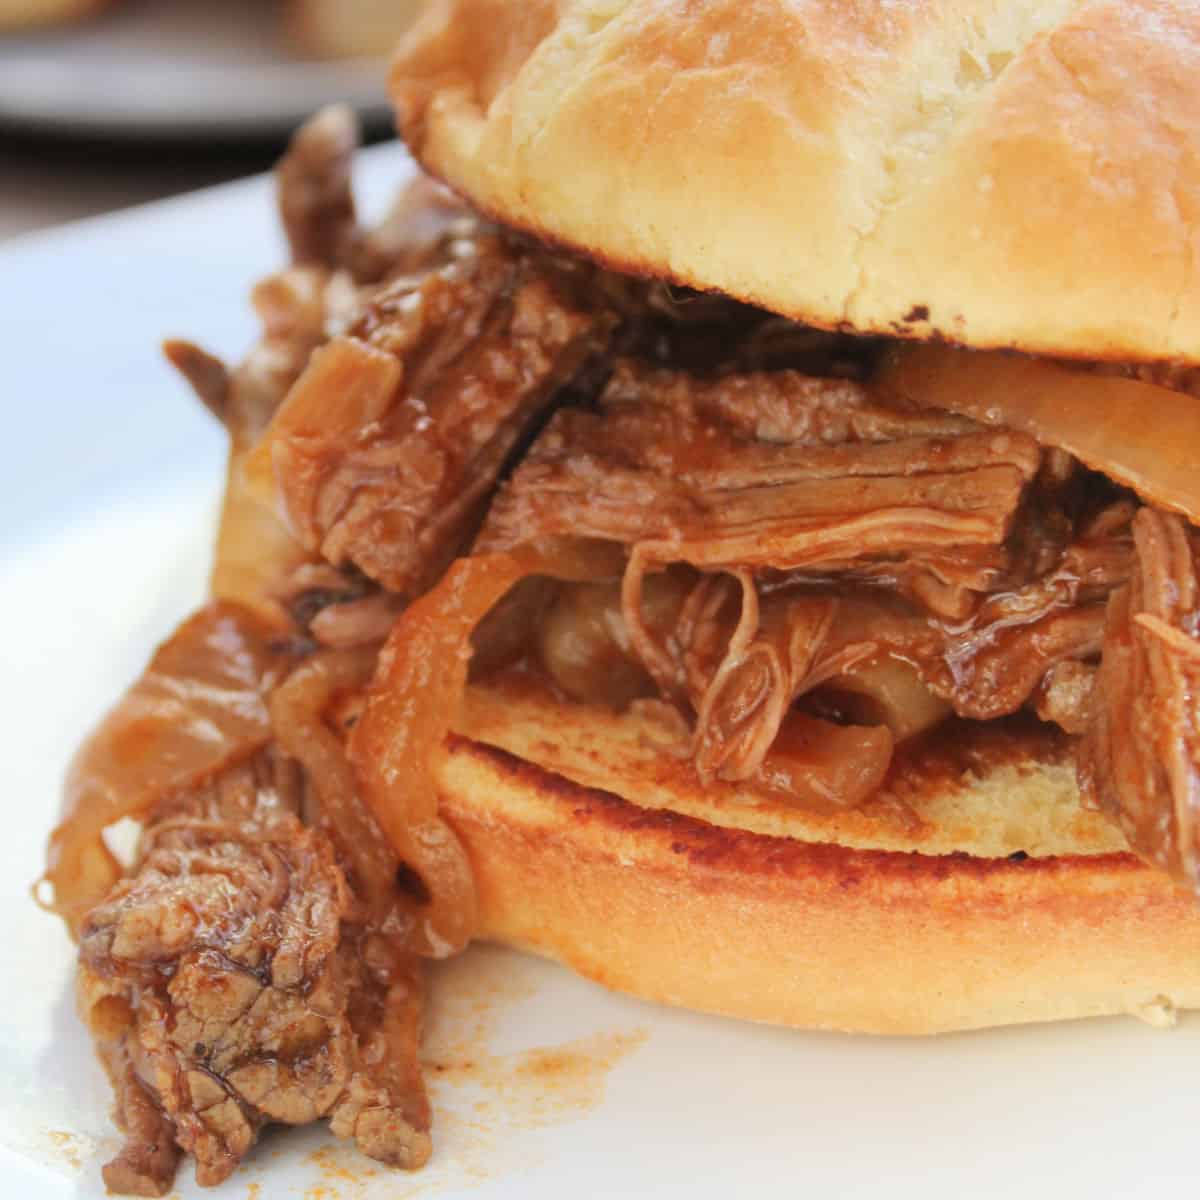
42;1;1200;1194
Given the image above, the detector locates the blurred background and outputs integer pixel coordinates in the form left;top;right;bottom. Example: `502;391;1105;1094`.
0;0;426;239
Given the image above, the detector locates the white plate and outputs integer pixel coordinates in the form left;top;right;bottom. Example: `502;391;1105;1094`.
0;145;1196;1200
0;0;390;137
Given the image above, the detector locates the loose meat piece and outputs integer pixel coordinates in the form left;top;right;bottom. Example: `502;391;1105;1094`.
275;561;406;649
275;106;469;285
935;605;1107;721
79;749;432;1192
481;363;1040;573
254;232;616;595
97;1039;182;1197
924;505;1133;721
1081;508;1200;888
172;109;473;446
276;104;359;270
829;546;1012;621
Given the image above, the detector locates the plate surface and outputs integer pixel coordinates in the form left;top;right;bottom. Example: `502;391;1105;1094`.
0;0;390;137
0;145;1195;1199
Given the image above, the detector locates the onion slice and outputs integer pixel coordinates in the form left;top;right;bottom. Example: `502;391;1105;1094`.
44;604;288;935
826;655;952;743
348;540;607;956
878;344;1200;524
756;713;894;810
211;440;311;628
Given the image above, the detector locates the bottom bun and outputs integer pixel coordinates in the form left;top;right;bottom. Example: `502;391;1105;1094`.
438;683;1200;1034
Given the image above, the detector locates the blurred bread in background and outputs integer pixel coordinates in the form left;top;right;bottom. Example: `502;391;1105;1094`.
0;0;114;32
290;0;426;59
1;0;426;58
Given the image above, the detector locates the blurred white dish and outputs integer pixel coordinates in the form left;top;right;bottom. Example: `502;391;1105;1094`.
0;0;390;137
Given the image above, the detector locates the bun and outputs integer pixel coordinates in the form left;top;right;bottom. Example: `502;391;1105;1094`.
392;0;1200;366
443;684;1200;1033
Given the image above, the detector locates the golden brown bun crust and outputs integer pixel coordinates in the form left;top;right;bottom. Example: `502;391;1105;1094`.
441;684;1200;1034
393;0;1200;365
441;737;1200;1034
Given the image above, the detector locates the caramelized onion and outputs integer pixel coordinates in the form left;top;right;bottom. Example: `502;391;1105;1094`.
212;446;312;627
821;655;952;742
267;647;397;917
878;345;1200;523
756;713;894;810
44;604;288;935
165;321;318;628
243;337;403;550
539;572;694;708
348;541;606;957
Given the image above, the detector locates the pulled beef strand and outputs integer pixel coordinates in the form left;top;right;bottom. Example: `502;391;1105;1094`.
99;1038;182;1197
602;361;976;447
479;363;1040;573
688;580;881;784
276;103;358;269
1081;508;1200;887
274;104;468;285
535;570;923;804
923;504;1133;720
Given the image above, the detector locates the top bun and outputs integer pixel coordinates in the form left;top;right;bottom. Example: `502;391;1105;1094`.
391;0;1200;365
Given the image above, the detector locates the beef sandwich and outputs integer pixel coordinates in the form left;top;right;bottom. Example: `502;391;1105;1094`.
42;1;1200;1193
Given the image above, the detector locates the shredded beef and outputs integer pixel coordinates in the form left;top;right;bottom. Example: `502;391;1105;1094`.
79;749;431;1193
922;504;1133;719
170;108;471;452
480;361;1040;572
277;104;359;270
258;233;616;596
480;358;1148;789
685;580;878;782
1081;508;1200;886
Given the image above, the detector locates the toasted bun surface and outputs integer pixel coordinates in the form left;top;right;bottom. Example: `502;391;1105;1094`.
443;682;1200;1034
392;0;1200;365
